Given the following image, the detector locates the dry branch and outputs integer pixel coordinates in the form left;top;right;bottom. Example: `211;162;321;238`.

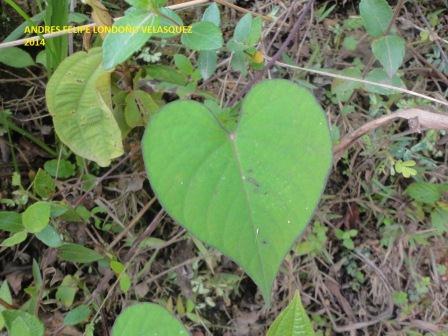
333;108;448;160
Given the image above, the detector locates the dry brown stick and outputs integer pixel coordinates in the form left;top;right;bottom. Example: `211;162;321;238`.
214;0;273;22
228;0;315;106
333;108;448;160
106;197;157;251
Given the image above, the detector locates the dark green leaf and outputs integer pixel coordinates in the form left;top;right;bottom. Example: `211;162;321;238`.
44;159;76;179
0;211;23;233
58;243;103;263
63;305;91;326
33;169;56;199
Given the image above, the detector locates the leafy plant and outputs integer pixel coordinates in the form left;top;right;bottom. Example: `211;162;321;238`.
267;291;316;336
142;79;332;301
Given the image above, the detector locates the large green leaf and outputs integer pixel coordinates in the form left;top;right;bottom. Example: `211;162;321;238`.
359;0;393;37
142;80;332;301
46;48;123;167
112;303;189;336
372;35;405;77
267;291;315;336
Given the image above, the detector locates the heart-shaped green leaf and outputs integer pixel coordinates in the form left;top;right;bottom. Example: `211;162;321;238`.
112;303;189;336
372;35;405;78
142;80;332;302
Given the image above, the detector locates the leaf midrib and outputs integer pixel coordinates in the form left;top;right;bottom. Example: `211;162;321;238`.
228;135;268;289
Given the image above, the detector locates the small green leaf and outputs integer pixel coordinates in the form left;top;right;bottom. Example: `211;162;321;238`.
1;231;27;247
234;13;252;43
0;47;34;68
247;17;263;47
2;310;44;336
202;3;220;27
153;8;183;38
0;281;12;329
58;243;103;263
35;225;63;248
146;64;188;85
142;80;332;302
181;21;223;51
431;205;448;234
267;291;315;336
33;169;56;199
406;182;441;205
36;50;47;67
102;11;158;69
230;51;248;75
125;0;151;9
119;273;131;293
124;90;158;128
394;160;417;178
359;0;393;37
0;212;24;233
44;159;76;179
63;305;91;326
56;275;78;308
198;50;217;80
364;68;405;95
343;36;358;51
112;303;189;336
174;54;194;75
32;259;43;288
331;67;362;102
372;35;405;77
22;201;51;234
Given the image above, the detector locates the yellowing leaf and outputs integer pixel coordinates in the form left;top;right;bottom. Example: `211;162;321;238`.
46;48;124;167
84;0;113;38
395;160;417;178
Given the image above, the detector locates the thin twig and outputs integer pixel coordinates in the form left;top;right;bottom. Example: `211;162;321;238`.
272;60;448;107
214;0;273;22
228;0;315;106
333;108;448;160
